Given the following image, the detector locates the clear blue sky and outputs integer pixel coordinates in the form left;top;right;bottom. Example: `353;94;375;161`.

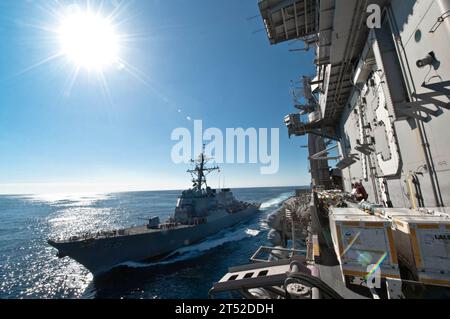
0;0;313;194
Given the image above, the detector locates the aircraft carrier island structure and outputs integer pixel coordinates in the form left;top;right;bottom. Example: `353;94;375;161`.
276;0;450;208
209;0;450;299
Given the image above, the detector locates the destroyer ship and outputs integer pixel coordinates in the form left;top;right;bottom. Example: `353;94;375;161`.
210;0;450;299
48;152;260;276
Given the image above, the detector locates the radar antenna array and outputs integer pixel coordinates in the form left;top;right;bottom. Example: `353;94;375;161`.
187;145;220;191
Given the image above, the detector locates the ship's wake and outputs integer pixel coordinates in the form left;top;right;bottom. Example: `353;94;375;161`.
260;192;292;210
119;191;293;269
119;227;261;269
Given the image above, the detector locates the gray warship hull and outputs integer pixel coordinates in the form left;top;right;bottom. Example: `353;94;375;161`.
49;206;259;276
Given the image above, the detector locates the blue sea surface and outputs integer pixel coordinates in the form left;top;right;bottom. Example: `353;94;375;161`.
0;187;302;299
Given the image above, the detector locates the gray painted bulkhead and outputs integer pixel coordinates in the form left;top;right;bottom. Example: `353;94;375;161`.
338;0;450;208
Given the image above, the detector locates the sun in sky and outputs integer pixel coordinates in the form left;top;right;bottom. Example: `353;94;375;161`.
15;0;188;125
20;0;146;100
57;8;120;71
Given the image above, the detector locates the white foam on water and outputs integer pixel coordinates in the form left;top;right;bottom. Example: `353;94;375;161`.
245;228;260;236
120;192;293;270
119;226;261;269
258;191;293;229
259;192;292;209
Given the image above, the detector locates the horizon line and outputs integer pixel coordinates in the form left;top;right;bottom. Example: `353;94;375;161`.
0;184;311;196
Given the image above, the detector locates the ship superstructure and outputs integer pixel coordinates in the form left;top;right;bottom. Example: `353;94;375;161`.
210;0;450;299
49;151;260;275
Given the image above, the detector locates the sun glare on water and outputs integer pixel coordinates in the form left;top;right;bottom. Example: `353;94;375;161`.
57;10;119;71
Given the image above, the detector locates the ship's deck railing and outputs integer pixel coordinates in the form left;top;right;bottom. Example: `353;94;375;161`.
55;201;260;243
250;246;307;263
58;229;125;243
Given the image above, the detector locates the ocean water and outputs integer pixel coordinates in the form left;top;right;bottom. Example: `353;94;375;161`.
0;187;300;299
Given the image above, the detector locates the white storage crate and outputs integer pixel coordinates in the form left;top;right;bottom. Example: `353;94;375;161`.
329;209;400;281
391;215;450;287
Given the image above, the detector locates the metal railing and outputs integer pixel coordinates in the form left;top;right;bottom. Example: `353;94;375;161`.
250;246;307;263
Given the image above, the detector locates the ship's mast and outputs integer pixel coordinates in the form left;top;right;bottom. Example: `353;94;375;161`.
187;146;220;191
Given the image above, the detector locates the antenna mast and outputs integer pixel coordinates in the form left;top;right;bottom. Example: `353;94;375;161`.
187;145;220;191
